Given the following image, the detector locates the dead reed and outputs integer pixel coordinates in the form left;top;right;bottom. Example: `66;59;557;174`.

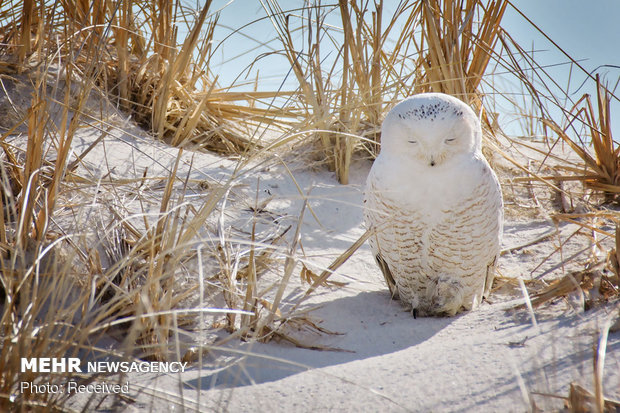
0;61;107;411
542;76;620;202
265;0;507;183
0;0;299;153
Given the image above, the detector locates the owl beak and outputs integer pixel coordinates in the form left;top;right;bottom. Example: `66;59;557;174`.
430;157;436;167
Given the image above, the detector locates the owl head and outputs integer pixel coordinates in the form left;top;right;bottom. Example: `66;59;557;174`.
380;93;482;167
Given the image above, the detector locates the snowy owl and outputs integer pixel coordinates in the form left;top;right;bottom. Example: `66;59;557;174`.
363;93;503;317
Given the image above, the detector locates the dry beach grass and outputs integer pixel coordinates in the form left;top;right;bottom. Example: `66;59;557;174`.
0;0;618;411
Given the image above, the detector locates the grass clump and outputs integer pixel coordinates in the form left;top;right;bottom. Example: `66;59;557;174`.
0;0;295;153
265;0;506;183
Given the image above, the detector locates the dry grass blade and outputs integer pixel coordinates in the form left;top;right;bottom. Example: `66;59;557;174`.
594;314;612;413
152;1;212;138
512;268;596;310
278;227;375;321
258;196;308;334
300;263;346;288
562;383;620;413
543;76;619;202
417;0;506;109
0;2;305;404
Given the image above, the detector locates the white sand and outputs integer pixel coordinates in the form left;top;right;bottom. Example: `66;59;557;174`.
4;76;618;412
114;157;619;412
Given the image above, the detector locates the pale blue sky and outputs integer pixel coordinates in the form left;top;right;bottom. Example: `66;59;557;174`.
503;0;620;75
497;0;620;138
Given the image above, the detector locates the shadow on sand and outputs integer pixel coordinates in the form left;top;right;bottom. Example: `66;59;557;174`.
184;289;455;390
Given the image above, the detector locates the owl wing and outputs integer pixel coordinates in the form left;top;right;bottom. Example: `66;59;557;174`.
364;173;417;301
427;158;503;307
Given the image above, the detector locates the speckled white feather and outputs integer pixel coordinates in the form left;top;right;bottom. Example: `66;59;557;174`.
363;93;503;316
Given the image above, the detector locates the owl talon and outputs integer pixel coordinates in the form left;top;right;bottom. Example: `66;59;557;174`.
429;276;464;316
412;308;418;319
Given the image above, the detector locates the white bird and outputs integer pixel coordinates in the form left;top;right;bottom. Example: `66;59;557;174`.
363;93;503;317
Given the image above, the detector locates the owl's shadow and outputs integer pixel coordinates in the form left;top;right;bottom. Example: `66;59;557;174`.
185;290;455;390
